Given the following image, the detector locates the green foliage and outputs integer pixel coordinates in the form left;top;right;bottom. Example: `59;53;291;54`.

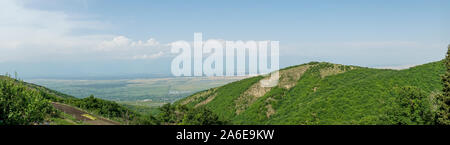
175;76;263;122
386;86;434;125
121;103;161;116
2;74;225;125
50;112;84;125
180;60;445;125
157;103;177;124
1;75;141;125
134;103;227;125
33;80;141;123
71;95;139;122
435;93;450;125
131;114;159;125
180;107;227;125
0;76;56;125
436;44;450;125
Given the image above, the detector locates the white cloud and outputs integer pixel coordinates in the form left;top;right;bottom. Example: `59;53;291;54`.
0;0;168;62
0;0;107;61
95;36;169;60
132;38;159;47
96;36;132;51
97;36;160;52
132;51;164;60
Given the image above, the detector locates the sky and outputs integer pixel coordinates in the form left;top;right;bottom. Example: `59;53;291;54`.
0;0;449;78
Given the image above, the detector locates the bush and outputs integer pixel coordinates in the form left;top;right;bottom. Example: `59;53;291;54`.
0;78;56;125
152;103;226;125
72;95;139;121
386;86;434;125
181;107;227;125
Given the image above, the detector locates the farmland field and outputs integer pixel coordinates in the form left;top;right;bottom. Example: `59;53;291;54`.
27;76;247;107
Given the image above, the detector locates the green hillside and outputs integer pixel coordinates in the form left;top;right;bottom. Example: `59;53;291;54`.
0;75;137;125
0;74;227;125
2;59;448;125
176;60;445;125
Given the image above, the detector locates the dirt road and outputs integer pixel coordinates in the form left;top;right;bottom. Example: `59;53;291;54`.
52;102;120;125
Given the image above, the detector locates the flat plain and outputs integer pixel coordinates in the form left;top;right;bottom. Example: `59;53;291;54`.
28;76;247;107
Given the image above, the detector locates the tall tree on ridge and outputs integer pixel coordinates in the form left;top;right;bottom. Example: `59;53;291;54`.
436;44;450;125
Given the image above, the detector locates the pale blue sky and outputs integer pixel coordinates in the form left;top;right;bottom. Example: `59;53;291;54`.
0;0;449;78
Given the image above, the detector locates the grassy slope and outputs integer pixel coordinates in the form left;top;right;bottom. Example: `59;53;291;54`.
177;61;445;124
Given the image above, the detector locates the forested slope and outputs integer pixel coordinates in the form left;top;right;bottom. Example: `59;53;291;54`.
177;61;445;124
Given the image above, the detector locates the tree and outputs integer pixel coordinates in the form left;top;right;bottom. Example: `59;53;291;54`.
181;107;226;125
157;103;177;124
132;114;159;125
436;44;450;125
70;94;138;122
153;103;227;125
0;77;55;125
387;86;434;125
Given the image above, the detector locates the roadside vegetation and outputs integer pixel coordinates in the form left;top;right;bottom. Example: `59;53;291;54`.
0;75;56;125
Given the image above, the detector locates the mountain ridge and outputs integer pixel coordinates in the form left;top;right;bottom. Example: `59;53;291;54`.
176;60;445;124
